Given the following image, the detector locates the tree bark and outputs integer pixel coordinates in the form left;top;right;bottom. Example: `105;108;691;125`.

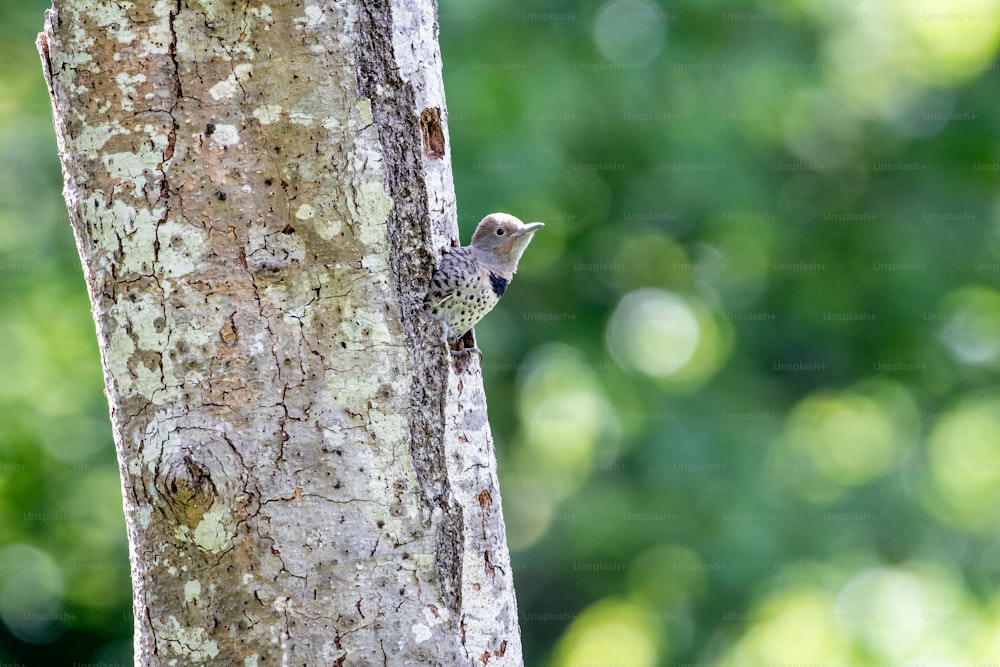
37;1;522;664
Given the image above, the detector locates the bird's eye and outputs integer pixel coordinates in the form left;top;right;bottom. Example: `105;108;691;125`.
496;229;505;236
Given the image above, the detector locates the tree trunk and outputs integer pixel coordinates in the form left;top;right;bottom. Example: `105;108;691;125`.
37;1;522;664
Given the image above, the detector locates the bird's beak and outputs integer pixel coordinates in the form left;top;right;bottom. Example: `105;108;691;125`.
515;222;544;236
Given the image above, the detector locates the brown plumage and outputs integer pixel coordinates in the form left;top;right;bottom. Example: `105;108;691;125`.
426;213;544;354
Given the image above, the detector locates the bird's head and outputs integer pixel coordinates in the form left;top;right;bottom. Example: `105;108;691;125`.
470;213;544;271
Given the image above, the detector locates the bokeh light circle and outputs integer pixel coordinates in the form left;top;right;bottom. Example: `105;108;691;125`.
606;289;699;377
553;598;661;667
606;288;727;386
593;0;667;67
926;393;1000;531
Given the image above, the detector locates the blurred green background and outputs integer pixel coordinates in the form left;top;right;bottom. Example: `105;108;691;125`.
4;0;1000;664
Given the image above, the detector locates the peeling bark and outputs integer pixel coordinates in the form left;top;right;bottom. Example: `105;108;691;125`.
37;1;522;664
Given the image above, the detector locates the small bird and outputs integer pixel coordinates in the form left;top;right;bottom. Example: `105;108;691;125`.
426;213;544;356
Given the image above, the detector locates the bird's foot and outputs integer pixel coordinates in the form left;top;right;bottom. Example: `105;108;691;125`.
449;346;483;361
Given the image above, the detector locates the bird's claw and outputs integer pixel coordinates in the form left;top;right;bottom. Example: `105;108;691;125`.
449;346;483;361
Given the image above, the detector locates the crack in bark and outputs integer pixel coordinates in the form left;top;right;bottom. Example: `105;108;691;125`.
154;0;183;265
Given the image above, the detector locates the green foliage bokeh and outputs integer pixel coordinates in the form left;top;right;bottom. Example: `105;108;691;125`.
3;0;1000;664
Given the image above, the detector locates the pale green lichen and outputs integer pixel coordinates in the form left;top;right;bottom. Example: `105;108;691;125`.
209;124;241;147
206;71;235;98
208;64;254;100
156;218;210;277
93;202;162;275
355;98;374;126
139;2;178;57
338;302;393;345
114;72;147;111
184;579;201;604
192;503;233;553
294;204;316;220
106;325;137;395
351;181;393;246
248;4;273;24
313;217;342;241
102;143;167;197
84;2;137;45
410;622;431;643
294;5;326;29
75;121;128;152
289;111;315;126
251;104;283;124
155;615;221;662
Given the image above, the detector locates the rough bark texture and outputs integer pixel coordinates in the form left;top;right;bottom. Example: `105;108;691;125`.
37;1;522;664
